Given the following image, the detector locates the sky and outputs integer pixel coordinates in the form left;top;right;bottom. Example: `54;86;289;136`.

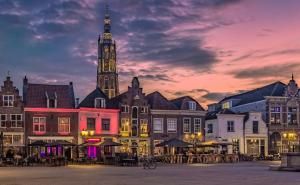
0;0;300;108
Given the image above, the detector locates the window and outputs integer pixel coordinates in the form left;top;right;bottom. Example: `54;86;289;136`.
10;114;22;128
48;99;56;108
288;107;297;125
3;95;14;107
104;77;109;89
3;135;12;145
140;119;148;137
153;118;163;133
121;105;129;113
270;106;280;124
58;117;70;133
95;98;105;108
87;118;96;131
121;118;129;132
232;139;240;154
13;135;22;145
102;119;110;131
253;121;259;134
188;101;196;110
0;114;7;128
222;101;231;109
167;118;177;133
194;118;201;133
207;124;213;134
183;118;191;133
132;107;138;119
153;140;164;156
33;117;46;133
227;121;235;132
140;106;148;114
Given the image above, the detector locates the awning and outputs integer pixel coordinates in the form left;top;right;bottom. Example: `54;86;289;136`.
155;138;193;148
99;140;122;147
46;140;76;147
79;142;102;147
197;140;232;147
28;140;48;146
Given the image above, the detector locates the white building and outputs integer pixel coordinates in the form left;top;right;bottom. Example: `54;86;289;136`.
244;112;268;156
205;109;268;156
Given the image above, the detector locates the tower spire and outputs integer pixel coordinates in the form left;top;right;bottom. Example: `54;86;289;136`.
292;73;294;80
103;4;111;34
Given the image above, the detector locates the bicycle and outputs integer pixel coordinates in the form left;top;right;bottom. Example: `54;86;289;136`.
142;157;157;170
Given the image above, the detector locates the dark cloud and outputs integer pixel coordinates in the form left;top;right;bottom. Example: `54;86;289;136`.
0;0;243;100
233;63;300;79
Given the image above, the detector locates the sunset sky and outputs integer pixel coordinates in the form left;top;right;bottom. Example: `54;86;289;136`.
1;0;300;108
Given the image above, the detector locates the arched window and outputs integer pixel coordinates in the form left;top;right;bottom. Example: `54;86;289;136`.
132;107;138;119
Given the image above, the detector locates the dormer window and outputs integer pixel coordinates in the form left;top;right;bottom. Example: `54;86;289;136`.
222;101;231;109
188;101;196;110
46;92;57;108
3;95;14;107
49;99;56;108
95;98;105;108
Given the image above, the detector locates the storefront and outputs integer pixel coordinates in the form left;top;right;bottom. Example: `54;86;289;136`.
119;138;150;157
245;138;267;156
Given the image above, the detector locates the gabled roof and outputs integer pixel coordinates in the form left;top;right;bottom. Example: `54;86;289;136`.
218;109;236;115
24;83;75;108
107;91;127;109
146;91;177;110
171;96;205;111
220;81;286;106
79;87;108;108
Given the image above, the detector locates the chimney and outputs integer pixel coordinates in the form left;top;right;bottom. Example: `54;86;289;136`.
69;81;73;86
75;98;80;108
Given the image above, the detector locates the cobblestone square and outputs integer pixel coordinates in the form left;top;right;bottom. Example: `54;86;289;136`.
0;161;299;185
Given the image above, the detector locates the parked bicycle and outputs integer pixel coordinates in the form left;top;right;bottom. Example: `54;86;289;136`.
141;156;157;170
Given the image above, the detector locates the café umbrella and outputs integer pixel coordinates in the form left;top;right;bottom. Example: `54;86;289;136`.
155;138;193;148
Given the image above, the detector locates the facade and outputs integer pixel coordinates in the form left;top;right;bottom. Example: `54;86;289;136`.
109;77;150;156
147;92;206;155
23;77;77;159
244;112;268;156
205;109;245;154
78;88;119;158
0;75;25;156
97;5;119;99
267;76;300;154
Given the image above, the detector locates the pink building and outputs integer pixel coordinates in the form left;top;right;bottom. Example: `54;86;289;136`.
78;88;119;158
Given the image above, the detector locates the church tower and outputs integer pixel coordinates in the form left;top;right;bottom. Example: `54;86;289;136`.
97;5;119;99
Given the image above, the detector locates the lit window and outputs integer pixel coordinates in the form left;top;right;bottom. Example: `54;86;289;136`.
3;95;14;107
0;114;7;128
95;98;105;108
270;106;281;124
3;135;12;145
140;119;148;137
227;121;235;132
222;101;231;109
33;117;46;133
167;118;177;133
10;114;22;128
153;118;163;133
183;118;191;133
58;117;70;134
121;118;129;132
102;118;110;131
188;101;196;110
194;118;201;133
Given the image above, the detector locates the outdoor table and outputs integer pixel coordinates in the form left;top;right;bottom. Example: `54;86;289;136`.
122;158;136;166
